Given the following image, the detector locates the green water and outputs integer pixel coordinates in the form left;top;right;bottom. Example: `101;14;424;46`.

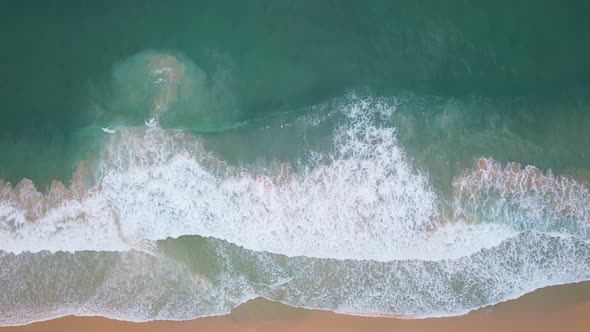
2;2;590;324
1;0;590;187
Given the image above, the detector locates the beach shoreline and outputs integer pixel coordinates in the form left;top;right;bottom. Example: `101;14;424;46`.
3;281;589;332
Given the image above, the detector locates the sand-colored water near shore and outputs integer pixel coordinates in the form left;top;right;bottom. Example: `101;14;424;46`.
2;281;589;332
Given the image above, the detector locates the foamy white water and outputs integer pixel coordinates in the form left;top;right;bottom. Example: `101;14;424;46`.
0;94;530;261
1;231;589;326
1;57;589;325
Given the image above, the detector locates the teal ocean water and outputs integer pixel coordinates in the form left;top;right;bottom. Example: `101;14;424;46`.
1;0;590;325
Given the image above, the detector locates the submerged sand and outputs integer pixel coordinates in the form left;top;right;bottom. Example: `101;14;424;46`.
2;281;590;332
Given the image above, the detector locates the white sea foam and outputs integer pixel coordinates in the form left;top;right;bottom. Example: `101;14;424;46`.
0;248;250;326
1;48;590;325
454;158;590;238
0;95;525;260
101;127;116;134
1;231;588;326
1;95;588;260
1;91;590;325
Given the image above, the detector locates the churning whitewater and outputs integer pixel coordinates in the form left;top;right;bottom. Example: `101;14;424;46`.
1;52;589;326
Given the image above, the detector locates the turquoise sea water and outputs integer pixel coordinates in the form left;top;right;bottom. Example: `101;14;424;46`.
1;0;590;325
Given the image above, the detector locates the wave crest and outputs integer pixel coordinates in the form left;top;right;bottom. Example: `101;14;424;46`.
454;158;590;238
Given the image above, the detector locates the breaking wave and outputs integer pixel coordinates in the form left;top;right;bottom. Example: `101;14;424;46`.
1;52;589;325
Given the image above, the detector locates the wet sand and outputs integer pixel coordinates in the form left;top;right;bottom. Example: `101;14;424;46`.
2;281;590;332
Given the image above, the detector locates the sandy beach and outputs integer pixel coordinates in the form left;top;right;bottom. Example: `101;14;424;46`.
2;281;589;332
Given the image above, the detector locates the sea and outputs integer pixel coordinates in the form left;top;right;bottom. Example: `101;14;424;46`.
1;0;590;326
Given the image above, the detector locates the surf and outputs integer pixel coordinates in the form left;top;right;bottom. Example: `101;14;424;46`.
1;52;589;325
